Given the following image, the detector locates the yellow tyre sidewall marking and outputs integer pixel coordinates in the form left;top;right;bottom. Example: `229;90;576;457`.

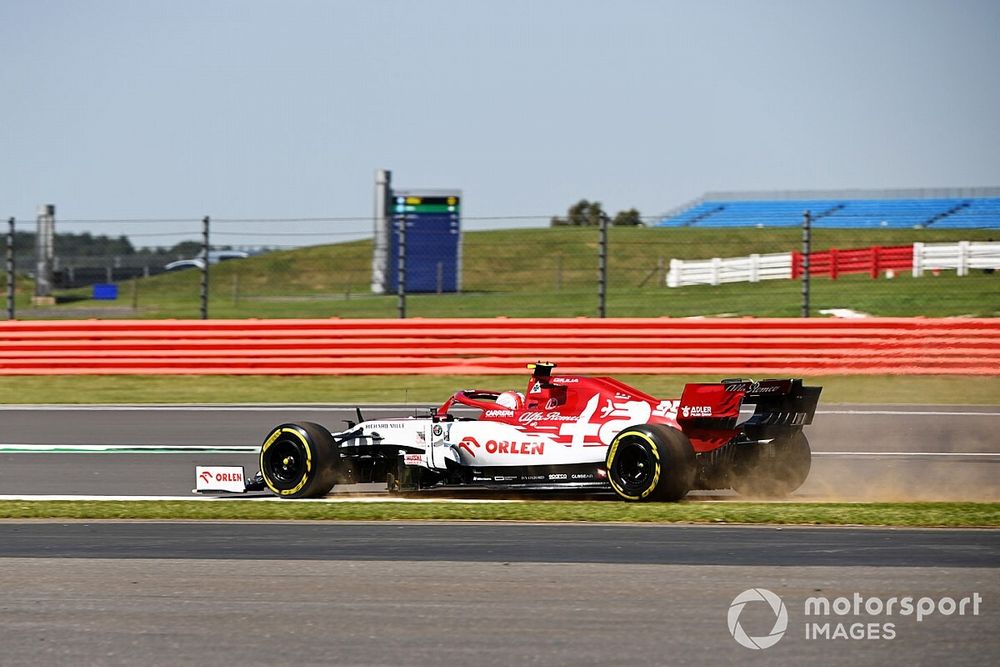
607;429;661;501
260;427;313;496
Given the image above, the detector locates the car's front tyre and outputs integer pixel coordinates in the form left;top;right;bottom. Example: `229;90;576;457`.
259;422;339;498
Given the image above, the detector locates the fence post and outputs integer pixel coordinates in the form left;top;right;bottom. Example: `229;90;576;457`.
200;215;209;320
666;258;680;288
5;217;14;320
397;214;407;319
801;210;812;317
958;241;970;277
597;216;608;318
34;205;55;305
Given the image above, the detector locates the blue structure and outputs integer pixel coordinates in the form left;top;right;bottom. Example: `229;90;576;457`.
656;189;1000;229
92;283;118;300
388;191;461;293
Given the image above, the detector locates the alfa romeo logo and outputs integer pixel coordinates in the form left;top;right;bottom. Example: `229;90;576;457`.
727;588;788;650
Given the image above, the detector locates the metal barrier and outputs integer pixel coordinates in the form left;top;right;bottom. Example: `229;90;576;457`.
1;317;997;375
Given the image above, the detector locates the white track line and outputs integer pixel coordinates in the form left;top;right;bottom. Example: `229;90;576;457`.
813;452;1000;458
818;410;1000;417
0;405;997;416
0;494;521;503
2;444;996;458
0;444;258;453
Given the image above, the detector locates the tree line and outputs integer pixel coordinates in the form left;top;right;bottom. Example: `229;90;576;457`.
9;231;207;259
551;200;643;227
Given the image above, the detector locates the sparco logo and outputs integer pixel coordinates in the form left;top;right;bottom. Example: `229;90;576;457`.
728;588;788;650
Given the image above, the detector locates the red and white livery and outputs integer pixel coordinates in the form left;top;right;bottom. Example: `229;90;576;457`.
202;362;821;502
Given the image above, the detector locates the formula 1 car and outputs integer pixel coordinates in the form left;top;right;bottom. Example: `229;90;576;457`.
197;363;821;502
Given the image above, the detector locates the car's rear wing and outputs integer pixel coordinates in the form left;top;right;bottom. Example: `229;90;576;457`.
677;379;822;431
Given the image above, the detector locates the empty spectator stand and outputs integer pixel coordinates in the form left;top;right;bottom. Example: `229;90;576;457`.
656;188;1000;229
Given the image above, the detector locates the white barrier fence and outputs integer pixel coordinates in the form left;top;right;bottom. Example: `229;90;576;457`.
912;242;1000;277
666;252;792;287
667;242;1000;287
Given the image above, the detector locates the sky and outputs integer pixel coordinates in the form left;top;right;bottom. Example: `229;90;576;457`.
2;0;999;248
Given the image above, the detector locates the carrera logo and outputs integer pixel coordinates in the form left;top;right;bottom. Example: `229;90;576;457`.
484;409;515;418
457;436;545;458
681;405;713;418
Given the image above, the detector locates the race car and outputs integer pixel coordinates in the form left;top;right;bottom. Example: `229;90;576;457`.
197;362;821;502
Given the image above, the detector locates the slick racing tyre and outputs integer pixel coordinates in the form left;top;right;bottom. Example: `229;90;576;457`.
605;424;696;502
259;422;339;499
731;431;811;498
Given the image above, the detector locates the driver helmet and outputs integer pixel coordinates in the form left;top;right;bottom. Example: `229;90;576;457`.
496;391;525;410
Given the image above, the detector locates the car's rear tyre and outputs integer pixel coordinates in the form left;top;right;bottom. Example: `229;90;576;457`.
259;422;339;498
605;424;696;502
731;431;811;498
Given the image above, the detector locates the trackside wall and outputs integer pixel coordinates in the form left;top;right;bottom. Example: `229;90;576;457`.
0;317;997;376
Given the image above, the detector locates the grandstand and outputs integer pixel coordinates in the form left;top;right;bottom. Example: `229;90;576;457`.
656;187;1000;229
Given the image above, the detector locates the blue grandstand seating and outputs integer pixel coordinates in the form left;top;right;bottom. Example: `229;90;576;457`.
657;196;1000;229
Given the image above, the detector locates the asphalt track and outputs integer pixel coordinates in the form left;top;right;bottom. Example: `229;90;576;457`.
0;523;997;665
1;403;998;499
1;404;998;664
2;522;997;567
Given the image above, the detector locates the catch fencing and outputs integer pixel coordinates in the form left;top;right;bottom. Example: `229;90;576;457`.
0;317;997;376
3;214;999;320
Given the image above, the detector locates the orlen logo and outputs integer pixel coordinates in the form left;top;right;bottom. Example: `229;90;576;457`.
457;436;545;458
200;471;243;483
728;588;788;650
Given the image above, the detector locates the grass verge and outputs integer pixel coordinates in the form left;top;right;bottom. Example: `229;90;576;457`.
2;374;998;405
11;226;1000;318
1;500;997;527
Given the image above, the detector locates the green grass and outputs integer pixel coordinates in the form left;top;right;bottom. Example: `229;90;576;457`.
9;226;999;318
2;373;998;405
0;500;996;527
